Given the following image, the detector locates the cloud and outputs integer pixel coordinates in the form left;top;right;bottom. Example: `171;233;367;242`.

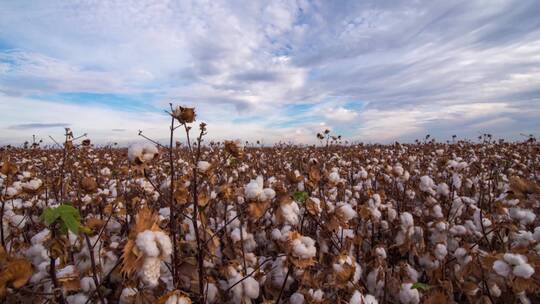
8;123;70;130
1;0;539;143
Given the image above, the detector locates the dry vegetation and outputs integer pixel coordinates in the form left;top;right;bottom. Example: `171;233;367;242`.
0;105;539;304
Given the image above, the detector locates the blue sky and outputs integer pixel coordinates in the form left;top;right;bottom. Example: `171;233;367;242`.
1;0;539;145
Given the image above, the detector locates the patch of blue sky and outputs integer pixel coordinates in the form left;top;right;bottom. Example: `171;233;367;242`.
30;92;162;112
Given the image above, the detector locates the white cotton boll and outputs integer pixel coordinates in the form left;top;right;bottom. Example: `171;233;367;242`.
66;293;89;304
534;227;540;242
128;143;158;162
509;208;536;225
436;183;449;197
513;263;535;278
364;294;379;304
503;253;527;266
493;260;511;277
245;176;274;201
205;282;218;303
136;230;160;257
436;149;444;156
243;276;260;299
490;283;502;298
197;161;211;173
154;231;173;257
349;290;364;304
80;276;96;292
399;283;420;304
290;292;305;304
419;176;436;193
309;289;324;302
336;202;357;222
329;171;340;183
22;179;42;191
434;244;447;260
57;265;75;279
280;202;300;226
291;236;317;259
452;173;462;189
450;225;467;236
6;187;18;197
393;165;404;176
262;188;276;201
100;167;111;176
139;257;161;287
400;212;414;228
432;205;443;219
375;247;387;259
120;287;138;304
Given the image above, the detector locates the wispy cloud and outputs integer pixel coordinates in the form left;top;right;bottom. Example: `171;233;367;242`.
8;122;69;130
1;0;539;143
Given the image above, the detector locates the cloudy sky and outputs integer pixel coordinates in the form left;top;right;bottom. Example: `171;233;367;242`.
1;0;539;145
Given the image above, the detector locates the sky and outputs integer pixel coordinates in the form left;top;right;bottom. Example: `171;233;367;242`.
1;0;540;145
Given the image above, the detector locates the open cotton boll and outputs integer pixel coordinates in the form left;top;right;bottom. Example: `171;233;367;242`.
280;202;300;226
335;202;357;223
434;244;447;260
509;208;536;225
66;293;89;304
136;230;161;257
128;143;158;163
197;161;211;173
290;292;305;304
139;257;161;287
503;253;527;266
291;236;317;259
419;176;436;193
436;183;449;197
513;263;535;278
400;212;414;228
398;283;420;304
349;290;364;304
22;178;42;191
329;171;340;183
364;294;379;304
493;260;511;277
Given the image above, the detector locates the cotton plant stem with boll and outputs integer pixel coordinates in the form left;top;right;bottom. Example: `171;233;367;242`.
168;113;178;287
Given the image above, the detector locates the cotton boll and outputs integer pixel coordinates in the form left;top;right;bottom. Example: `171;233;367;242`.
329;171;340;183
206;282;218;303
242;276;260;299
336;202;357;222
80;276;96;292
399;283;420;304
364;294;379;304
279;202;300;226
349;290;364;304
197;161;211;173
128;143;158;163
503;253;527;266
136;230;160;257
434;244;447;260
290;292;305;304
513;263;535;278
493;260;511;277
66;293;89;304
400;212;414;228
419;176;436;193
436;183;449;197
291;236;317;259
139;257;161;287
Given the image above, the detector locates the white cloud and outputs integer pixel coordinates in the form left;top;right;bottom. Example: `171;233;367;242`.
1;0;540;143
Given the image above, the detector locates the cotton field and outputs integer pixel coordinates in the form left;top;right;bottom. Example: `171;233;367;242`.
0;107;539;304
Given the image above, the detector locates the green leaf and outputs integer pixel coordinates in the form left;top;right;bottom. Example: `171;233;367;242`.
57;205;81;234
41;207;60;225
292;191;309;203
411;282;431;291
